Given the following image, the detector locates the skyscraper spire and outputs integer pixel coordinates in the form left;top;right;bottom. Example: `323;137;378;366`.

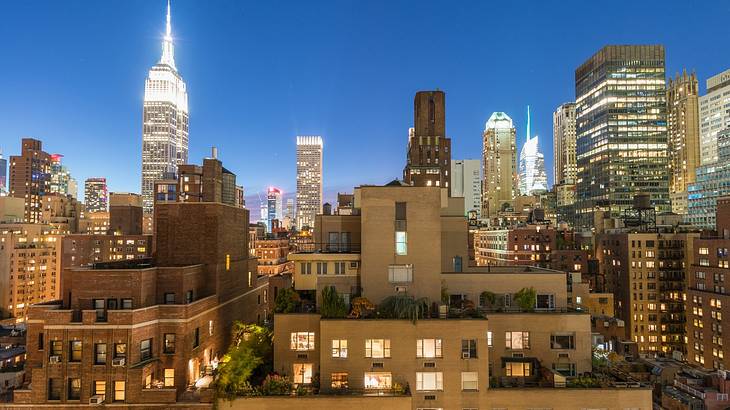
160;0;176;69
526;105;531;141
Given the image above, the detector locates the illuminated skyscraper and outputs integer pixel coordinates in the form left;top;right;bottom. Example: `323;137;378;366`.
49;154;73;196
482;112;517;217
267;187;283;231
296;136;323;230
667;70;700;215
451;159;481;218
84;178;108;213
141;0;189;213
575;45;669;226
699;68;730;165
518;106;548;196
10;138;52;223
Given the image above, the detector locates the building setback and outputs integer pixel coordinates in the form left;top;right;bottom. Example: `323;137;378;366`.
575;45;669;227
450;159;481;218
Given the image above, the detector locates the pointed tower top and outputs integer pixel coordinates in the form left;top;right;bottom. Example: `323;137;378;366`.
159;0;176;69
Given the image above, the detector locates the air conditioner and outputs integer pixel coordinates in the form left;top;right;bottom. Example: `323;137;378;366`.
423;362;435;368
349;262;359;268
558;353;570;359
112;357;126;366
49;355;61;364
395;286;407;293
462;352;471;359
89;395;104;405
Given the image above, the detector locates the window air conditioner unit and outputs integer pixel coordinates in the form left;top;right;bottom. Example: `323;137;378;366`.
395;286;407;293
424;395;436;400
424;362;436;368
89;395;104;405
112;357;126;366
558;353;570;359
372;362;384;368
49;355;61;364
462;352;471;359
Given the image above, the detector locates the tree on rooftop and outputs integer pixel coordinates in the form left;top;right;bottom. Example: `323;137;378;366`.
514;287;537;311
214;323;273;399
320;286;348;318
378;294;429;323
274;288;300;313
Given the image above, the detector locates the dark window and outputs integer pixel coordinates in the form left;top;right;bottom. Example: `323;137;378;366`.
121;299;132;309
140;339;152;361
67;378;81;400
453;256;463;272
550;334;575;350
107;299;118;310
193;328;200;348
164;293;175;304
47;378;61;400
69;340;82;362
38;332;44;351
328;232;340;251
95;343;107;364
461;339;477;358
395;202;407;221
93;298;106;321
164;334;176;354
186;290;193;304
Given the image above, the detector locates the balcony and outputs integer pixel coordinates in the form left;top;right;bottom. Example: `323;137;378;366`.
294;242;361;254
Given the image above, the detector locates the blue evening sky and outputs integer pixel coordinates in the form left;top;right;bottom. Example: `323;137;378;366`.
1;1;728;207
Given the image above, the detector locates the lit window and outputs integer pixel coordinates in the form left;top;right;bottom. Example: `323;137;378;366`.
331;372;348;389
365;339;391;358
113;381;125;402
395;232;407;255
416;339;442;358
505;361;531;376
364;372;392;389
293;363;313;384
487;331;493;347
505;331;530;349
164;369;175;387
416;372;443;391
290;332;315;351
461;371;478;390
332;339;348;358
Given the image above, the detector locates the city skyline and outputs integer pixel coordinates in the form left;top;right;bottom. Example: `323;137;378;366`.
1;1;728;205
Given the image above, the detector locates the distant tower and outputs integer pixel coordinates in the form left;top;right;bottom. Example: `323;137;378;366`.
49;154;73;196
482;112;517;217
267;187;283;231
9;138;52;223
296;136;323;230
85;178;109;213
667;70;700;215
141;0;189;214
518;106;548;196
403;91;451;192
0;149;7;195
451;159;481;218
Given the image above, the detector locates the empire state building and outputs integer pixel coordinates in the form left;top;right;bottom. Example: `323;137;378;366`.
141;0;189;213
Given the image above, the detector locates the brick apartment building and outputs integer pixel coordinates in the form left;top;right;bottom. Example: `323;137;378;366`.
8;157;279;408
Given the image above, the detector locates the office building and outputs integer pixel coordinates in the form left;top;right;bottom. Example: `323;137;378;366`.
553;103;577;221
699;68;730;165
667;70;700;215
0;149;6;195
267;187;283;231
687;128;730;229
403;91;451;191
296;136;323;230
9;138;52;223
49;154;73;197
450;159;481;218
84;177;108;213
518;106;548;196
482;112;518;218
0;224;62;322
575;45;670;226
141;0;189;213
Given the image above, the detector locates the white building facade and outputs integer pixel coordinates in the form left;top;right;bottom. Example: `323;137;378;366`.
699;68;730;165
451;159;481;218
